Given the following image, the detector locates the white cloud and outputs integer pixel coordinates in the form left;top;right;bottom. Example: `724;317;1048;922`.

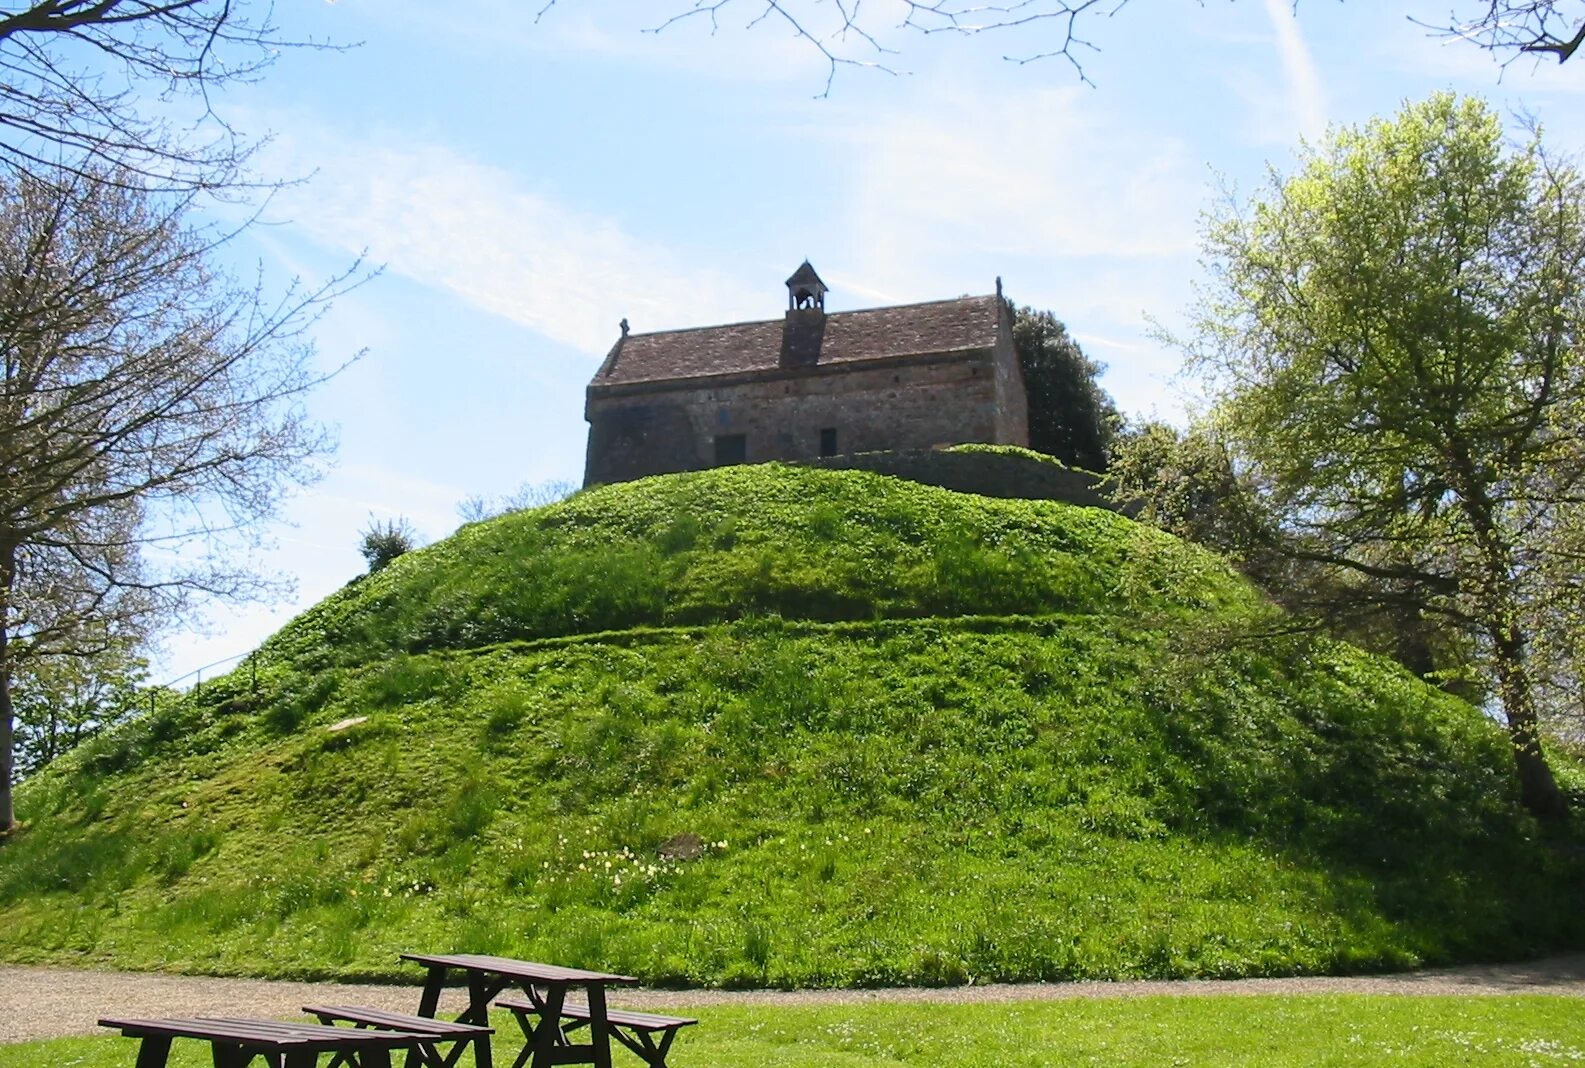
837;84;1202;295
256;127;766;354
819;82;1206;423
1262;0;1327;142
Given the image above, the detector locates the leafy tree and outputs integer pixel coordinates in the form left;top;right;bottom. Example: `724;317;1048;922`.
1011;305;1119;473
12;634;146;777
580;1;1585;90
1106;421;1265;556
0;166;355;833
1177;92;1585;819
1109;422;1482;697
359;517;420;573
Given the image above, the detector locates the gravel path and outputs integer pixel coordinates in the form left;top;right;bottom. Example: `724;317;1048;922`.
5;955;1585;1045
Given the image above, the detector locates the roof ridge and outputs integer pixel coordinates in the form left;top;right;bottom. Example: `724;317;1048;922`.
620;293;997;341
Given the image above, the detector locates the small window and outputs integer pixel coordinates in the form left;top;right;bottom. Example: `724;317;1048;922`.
819;428;838;457
714;434;746;465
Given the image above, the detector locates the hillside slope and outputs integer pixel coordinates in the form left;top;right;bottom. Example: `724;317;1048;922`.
1;464;1579;985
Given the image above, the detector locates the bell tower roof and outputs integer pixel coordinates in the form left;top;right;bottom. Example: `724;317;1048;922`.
785;260;827;311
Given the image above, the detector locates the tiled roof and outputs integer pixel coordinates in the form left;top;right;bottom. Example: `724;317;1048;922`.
592;294;1002;388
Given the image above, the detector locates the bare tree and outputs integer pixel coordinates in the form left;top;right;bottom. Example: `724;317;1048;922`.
0;165;363;832
0;2;333;189
456;479;577;524
1429;1;1585;65
540;0;1126;91
562;1;1585;91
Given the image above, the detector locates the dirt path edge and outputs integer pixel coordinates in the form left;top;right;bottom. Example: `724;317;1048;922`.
5;954;1585;1045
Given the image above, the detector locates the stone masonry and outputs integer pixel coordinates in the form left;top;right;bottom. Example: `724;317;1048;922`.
583;264;1029;486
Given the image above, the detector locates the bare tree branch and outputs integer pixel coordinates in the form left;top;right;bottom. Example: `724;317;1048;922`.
0;1;346;190
0;163;371;828
580;1;1585;92
1421;1;1585;67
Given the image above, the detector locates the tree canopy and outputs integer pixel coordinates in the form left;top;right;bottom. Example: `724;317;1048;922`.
1011;305;1119;473
1176;92;1585;819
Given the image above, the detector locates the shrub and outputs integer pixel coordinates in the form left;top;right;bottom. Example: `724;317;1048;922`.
359;516;419;573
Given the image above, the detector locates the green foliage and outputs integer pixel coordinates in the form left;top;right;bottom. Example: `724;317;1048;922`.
1179;91;1585;816
1;462;1578;986
1011;304;1120;472
359;516;419;574
1105;423;1261;554
269;465;1244;667
11;640;147;777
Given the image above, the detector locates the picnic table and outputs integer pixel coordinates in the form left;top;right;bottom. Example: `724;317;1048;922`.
99;1016;435;1068
401;953;640;1068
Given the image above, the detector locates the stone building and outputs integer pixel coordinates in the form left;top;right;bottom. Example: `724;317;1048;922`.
583;263;1029;486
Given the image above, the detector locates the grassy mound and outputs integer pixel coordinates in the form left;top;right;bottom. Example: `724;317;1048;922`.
1;464;1580;985
262;464;1247;665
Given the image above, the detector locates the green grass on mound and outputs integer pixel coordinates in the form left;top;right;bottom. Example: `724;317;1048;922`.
0;464;1580;984
259;464;1250;666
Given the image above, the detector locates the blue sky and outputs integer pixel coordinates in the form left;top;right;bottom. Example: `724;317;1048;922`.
157;0;1585;683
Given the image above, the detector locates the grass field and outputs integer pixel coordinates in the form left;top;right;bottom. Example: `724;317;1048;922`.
6;996;1584;1067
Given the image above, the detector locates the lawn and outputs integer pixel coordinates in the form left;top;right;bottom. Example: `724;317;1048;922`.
8;995;1584;1067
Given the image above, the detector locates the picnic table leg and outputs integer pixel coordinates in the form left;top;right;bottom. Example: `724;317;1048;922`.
462;971;493;1027
133;1036;172;1068
584;986;613;1068
209;1043;252;1068
528;986;567;1068
353;1047;393;1068
417;966;448;1019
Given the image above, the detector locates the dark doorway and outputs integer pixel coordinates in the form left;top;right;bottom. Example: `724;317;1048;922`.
714;434;746;465
819;428;838;457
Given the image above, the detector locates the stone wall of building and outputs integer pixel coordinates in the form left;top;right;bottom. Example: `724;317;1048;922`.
809;447;1114;510
585;347;1024;485
991;306;1030;447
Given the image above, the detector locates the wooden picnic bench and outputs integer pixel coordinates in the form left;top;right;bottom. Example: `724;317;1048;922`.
99;1016;435;1068
304;1004;493;1068
496;998;696;1068
400;952;689;1068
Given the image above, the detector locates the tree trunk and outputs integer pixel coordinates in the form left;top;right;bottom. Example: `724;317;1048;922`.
1452;481;1571;822
0;544;13;834
1493;627;1570;821
1394;603;1439;680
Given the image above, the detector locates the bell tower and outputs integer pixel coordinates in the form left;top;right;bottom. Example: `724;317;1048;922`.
781;260;827;367
785;260;827;311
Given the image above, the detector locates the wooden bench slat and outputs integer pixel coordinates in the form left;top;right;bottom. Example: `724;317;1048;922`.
100;1017;432;1050
401;954;636;986
494;998;697;1031
203;1018;434;1050
303;1006;493;1036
